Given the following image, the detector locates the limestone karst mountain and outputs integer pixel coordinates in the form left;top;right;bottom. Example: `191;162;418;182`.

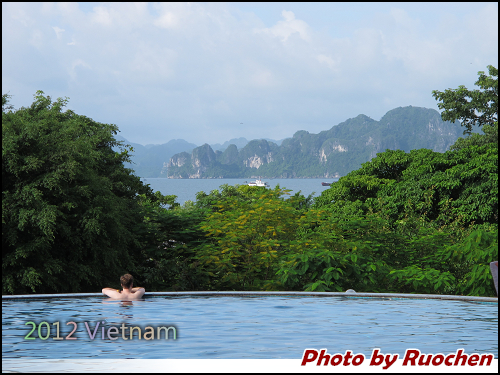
165;106;466;178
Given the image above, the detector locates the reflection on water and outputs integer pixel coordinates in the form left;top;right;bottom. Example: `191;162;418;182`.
2;296;498;359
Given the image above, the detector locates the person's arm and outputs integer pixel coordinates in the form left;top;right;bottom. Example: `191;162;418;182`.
130;287;145;299
102;287;122;299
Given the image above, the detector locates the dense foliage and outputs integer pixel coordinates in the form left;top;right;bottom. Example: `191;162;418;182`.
3;66;497;296
433;65;497;135
2;92;154;294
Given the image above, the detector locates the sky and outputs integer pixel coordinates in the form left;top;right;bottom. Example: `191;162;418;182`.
2;2;498;146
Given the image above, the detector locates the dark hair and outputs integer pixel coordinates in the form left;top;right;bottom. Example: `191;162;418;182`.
120;274;134;289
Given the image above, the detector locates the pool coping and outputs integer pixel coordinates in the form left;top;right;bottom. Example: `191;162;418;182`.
2;291;498;303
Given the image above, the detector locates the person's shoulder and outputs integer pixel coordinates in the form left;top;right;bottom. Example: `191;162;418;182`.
131;288;146;299
102;288;122;299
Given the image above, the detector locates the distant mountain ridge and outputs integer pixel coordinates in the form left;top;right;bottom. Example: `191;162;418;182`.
117;135;284;177
211;137;249;152
166;106;466;179
116;137;198;178
211;137;284;151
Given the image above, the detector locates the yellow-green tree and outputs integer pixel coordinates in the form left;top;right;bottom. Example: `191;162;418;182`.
195;186;309;290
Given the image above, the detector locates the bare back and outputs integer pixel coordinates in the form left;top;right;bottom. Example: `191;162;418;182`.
102;287;145;300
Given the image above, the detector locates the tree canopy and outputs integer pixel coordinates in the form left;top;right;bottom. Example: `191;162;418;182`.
2;91;153;294
432;65;498;135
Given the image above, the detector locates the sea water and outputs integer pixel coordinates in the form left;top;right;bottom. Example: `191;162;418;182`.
140;178;338;205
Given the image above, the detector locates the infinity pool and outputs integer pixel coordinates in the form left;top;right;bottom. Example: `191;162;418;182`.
2;295;498;359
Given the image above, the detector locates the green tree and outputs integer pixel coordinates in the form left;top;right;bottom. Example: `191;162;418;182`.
310;142;497;296
194;185;307;290
2;91;153;294
315;144;498;229
449;122;498;151
136;191;209;291
432;65;498;135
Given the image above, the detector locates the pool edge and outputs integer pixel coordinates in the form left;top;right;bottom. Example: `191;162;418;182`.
2;291;497;303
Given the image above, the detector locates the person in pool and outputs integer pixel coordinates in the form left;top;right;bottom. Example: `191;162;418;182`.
102;274;145;300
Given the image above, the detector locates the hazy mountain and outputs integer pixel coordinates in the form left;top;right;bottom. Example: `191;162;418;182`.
210;137;284;151
166;106;466;179
115;136;197;178
114;135;285;177
210;137;249;152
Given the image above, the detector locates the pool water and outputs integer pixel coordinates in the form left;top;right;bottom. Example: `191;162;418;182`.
2;296;498;359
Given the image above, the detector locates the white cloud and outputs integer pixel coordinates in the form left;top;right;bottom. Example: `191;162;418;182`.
129;45;177;83
1;3;498;145
154;10;177;29
249;69;274;88
29;29;44;49
68;59;91;82
153;3;192;30
52;26;65;39
256;10;310;42
90;6;112;26
316;54;339;72
9;5;30;27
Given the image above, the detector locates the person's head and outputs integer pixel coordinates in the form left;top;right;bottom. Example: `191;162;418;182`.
120;274;134;289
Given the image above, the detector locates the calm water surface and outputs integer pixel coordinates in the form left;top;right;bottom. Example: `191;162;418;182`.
2;296;497;359
140;178;337;205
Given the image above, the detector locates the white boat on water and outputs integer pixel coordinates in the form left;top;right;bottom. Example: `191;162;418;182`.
246;178;269;187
